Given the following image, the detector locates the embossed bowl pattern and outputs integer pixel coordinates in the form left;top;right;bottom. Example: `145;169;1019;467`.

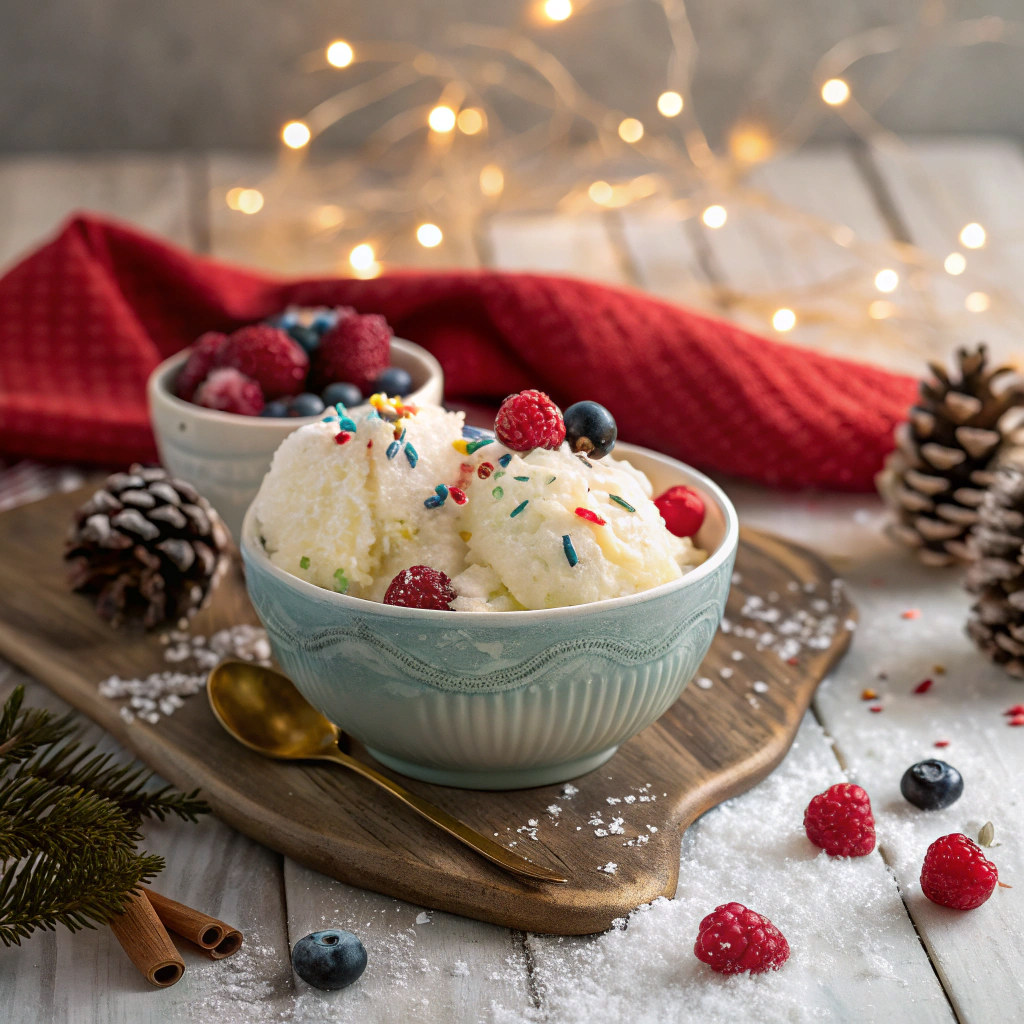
240;443;738;789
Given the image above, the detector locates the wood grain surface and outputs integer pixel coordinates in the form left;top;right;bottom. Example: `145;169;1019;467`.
0;486;854;935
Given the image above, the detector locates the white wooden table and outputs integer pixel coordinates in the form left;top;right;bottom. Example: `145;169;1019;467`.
2;138;1023;1023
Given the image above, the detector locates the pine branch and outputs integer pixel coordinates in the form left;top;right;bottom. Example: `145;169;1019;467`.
0;686;75;769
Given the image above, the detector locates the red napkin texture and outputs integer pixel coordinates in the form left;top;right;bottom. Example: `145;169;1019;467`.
0;215;916;490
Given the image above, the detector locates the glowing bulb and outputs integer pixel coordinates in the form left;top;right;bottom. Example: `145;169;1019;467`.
428;106;456;133
416;223;443;248
944;252;967;275
960;222;986;249
657;91;684;118
588;180;613;205
966;291;991;312
313;204;344;230
869;300;895;320
821;79;850;106
618;118;644;143
728;123;774;164
831;225;855;247
349;244;375;271
772;308;796;332
544;0;572;20
282;121;311;148
480;164;504;197
457;108;485;135
236;189;264;215
225;188;245;211
702;205;727;229
326;40;353;67
874;269;899;293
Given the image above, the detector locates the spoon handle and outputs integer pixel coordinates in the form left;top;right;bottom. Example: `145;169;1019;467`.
317;749;568;884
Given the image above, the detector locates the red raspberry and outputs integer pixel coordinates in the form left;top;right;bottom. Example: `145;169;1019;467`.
193;367;265;416
921;834;998;910
654;485;706;538
494;390;565;452
694;902;789;975
313;313;391;394
176;331;227;401
219;325;309;399
383;565;456;611
804;783;875;857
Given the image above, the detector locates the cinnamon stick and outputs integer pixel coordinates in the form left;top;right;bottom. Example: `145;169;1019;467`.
143;888;243;960
108;890;185;987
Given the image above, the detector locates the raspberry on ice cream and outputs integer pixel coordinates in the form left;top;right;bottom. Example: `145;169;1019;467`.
383;566;456;610
654;485;705;538
920;833;998;910
804;782;876;857
194;367;265;416
176;331;227;401
693;902;789;974
313;313;391;394
219;325;309;399
494;390;566;451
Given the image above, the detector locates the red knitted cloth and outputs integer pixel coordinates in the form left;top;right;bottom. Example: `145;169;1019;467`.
0;215;915;490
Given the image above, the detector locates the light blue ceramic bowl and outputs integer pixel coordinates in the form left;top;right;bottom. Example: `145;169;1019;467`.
240;443;738;790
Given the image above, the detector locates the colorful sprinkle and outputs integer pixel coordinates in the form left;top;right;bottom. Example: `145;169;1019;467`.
514;475;530;482
575;507;606;526
334;402;348;417
477;462;494;479
493;470;505;480
300;556;310;570
394;426;407;443
547;476;557;485
333;568;349;594
861;688;877;701
452;439;471;455
913;678;933;694
934;664;946;674
562;534;578;567
404;444;419;468
934;740;950;748
459;531;472;543
466;438;494;454
492;486;504;500
499;454;512;468
435;484;450;501
609;494;635;512
868;704;883;713
1009;715;1024;727
367;440;373;449
1004;704;1024;716
322;415;337;423
902;609;921;620
449;486;467;506
424;495;444;509
386;440;401;460
510;500;529;518
576;453;593;468
334;431;352;445
337;416;358;432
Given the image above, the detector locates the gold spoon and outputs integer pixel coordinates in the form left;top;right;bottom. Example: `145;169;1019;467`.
207;659;568;884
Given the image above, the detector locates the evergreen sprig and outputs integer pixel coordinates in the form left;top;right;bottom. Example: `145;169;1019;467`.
0;685;210;946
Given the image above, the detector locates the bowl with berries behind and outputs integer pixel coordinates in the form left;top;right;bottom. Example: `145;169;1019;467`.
148;306;443;539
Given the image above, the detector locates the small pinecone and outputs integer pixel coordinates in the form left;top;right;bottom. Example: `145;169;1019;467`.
65;464;230;629
966;470;1024;677
878;345;1024;567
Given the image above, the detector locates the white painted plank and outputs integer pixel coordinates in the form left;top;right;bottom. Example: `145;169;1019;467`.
0;154;197;269
518;714;953;1024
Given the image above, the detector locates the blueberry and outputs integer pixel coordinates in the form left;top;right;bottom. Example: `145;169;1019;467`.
322;382;363;408
312;310;339;333
901;759;963;810
563;401;617;459
291;929;367;991
374;366;414;397
261;399;290;418
288;325;321;355
288;393;326;417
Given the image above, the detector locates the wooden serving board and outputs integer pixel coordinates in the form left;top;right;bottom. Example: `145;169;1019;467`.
0;488;854;935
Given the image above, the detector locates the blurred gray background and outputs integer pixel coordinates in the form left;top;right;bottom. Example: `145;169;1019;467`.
0;0;1022;153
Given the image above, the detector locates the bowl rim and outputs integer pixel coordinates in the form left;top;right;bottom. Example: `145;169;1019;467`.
240;440;739;623
147;336;443;431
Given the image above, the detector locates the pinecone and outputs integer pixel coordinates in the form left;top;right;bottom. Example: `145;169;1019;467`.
65;465;230;629
966;470;1024;677
878;345;1024;567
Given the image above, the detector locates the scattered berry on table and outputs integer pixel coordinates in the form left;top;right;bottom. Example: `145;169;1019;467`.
288;392;326;417
219;324;309;399
803;782;875;856
374;366;414;397
288;324;321;355
321;381;364;408
494;390;565;451
261;399;290;418
313;313;391;393
920;833;998;910
900;759;963;811
291;929;367;990
654;485;706;538
194;367;265;416
693;902;789;975
563;401;617;459
383;565;456;610
175;331;227;401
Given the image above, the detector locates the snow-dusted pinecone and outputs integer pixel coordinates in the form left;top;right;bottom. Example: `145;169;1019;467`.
65;465;229;628
878;345;1024;566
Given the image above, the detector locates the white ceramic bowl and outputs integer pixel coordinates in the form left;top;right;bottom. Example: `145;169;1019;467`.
148;338;443;539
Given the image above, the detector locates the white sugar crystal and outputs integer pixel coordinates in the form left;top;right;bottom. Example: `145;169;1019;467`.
597;862;617;874
695;676;713;690
608;818;625;835
624;795;636;804
731;572;742;584
753;680;769;694
562;784;579;798
119;706;134;723
718;667;733;679
594;829;609;837
414;912;431;925
528;818;538;827
606;797;622;805
547;804;562;816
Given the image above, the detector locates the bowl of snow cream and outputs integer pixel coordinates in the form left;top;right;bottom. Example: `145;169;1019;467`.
241;390;738;789
148;306;443;538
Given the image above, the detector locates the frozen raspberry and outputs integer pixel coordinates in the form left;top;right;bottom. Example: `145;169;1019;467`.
921;834;998;910
313;313;391;394
494;390;565;452
383;566;456;611
654;485;706;538
694;902;789;975
804;783;875;857
194;367;265;415
176;331;227;401
219;325;309;400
